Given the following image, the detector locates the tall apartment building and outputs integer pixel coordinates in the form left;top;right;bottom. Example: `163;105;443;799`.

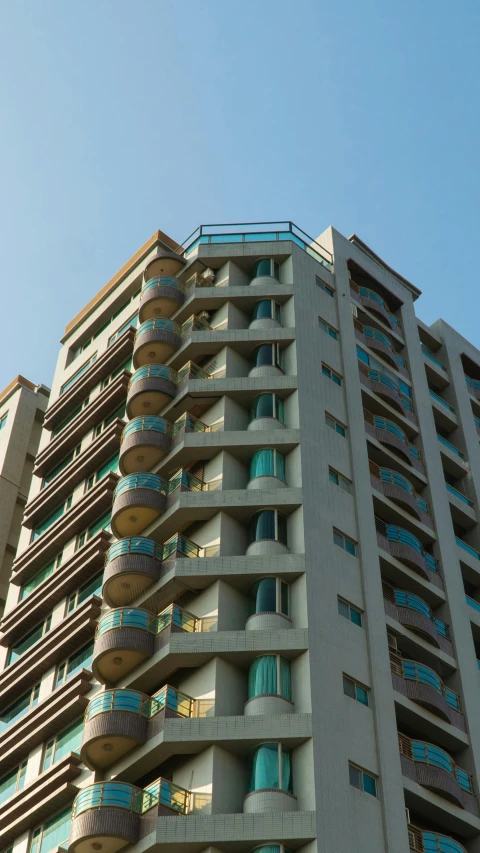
3;221;480;853
0;376;49;612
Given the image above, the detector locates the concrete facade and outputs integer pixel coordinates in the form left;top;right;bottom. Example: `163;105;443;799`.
1;223;480;853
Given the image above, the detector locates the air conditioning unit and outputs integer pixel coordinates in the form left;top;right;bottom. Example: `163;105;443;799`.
351;302;358;317
405;807;411;825
201;267;215;284
387;633;398;651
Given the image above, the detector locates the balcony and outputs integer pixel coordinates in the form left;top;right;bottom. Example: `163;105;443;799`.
369;462;432;527
421;344;448;373
375;518;441;589
102;534;205;607
408;825;466;853
111;473;167;538
429;389;457;430
359;363;416;423
126;365;177;418
390;652;465;731
133;319;182;367
350;280;402;334
364;409;424;473
354;319;407;373
465;374;480;401
68;778;190;853
456;537;480;567
92;603;198;683
383;584;453;655
399;733;478;815
139;276;185;323
81;684;200;769
119;416;172;475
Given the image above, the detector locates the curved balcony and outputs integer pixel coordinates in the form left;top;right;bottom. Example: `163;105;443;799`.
249;299;282;330
249;393;286;432
250;257;281;286
93;603;197;683
111;473;167;538
369;462;432;526
139;276;184;323
68;777;189;853
359;363;415;420
144;249;186;281
383;584;452;654
249;344;284;379
350;280;401;333
399;734;478;815
363;409;424;472
127;365;176;419
354;319;404;371
248;448;287;491
81;684;198;769
133;319;182;368
375;518;441;588
246;510;289;557
390;652;465;731
246;577;291;631
408;826;466;853
119;416;172;475
244;742;296;814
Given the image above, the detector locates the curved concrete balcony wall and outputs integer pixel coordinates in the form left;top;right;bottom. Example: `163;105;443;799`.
111;474;167;538
126;367;176;419
144;251;186;281
248;364;284;379
133;320;181;368
103;539;164;607
248;417;286;432
93;620;156;684
81;708;148;769
249;317;282;331
243;790;297;813
119;417;172;475
246;612;292;631
244;695;294;716
246;540;290;557
247;475;287;491
139;276;184;323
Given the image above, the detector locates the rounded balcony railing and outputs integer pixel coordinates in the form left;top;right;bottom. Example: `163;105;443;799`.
399;733;474;811
133;318;182;368
390;652;463;729
350;279;401;331
369;462;430;522
93;604;198;683
103;536;164;607
408;825;467;853
127;364;177;418
249;393;286;431
120;415;172;475
363;409;422;469
383;585;449;652
139;275;184;323
375;518;438;581
359;363;412;416
112;472;167;538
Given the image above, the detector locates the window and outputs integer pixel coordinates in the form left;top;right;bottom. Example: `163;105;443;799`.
7;614;52;666
32;495;73;541
30;807;72;853
0;683;40;732
94;404;126;437
52;397;89;438
356;345;370;366
250;394;285;424
108;312;138;346
333;529;356;556
343;675;369;706
316;276;334;297
318;317;338;340
20;553;63;600
55;641;94;688
0;761;27;804
329;468;352;494
325;413;346;437
0;413;8;431
60;354;97;395
322;363;342;386
85;452;119;492
42;718;83;771
71;290;141;360
101;357;133;389
65;572;103;615
76;511;111;551
348;762;377;796
338;597;363;627
42;445;81;488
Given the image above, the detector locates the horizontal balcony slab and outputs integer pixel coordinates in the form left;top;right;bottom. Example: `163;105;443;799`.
12;474;117;580
24;421;123;529
44;328;135;431
168;326;296;372
34;372;130;477
2;531;110;644
174;282;294;325
394;691;469;754
401;754;479;816
161;428;300;472
403;775;480;839
163;374;298;422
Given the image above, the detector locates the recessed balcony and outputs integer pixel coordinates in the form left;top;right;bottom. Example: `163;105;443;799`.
465;374;480;401
369;462;432;527
111;473;168;538
408;825;466;853
383;584;453;655
359;363;416;423
244;742;296;813
248;393;286;432
68;777;190;853
102;534;204;607
399;733;478;815
350;279;402;334
133;319;182;368
81;684;199;769
246;576;291;631
126;365;176;418
245;654;293;716
246;510;289;557
139;276;185;323
354;319;406;373
249;299;283;330
364;409;424;473
390;651;466;731
92;603;198;683
119;416;172;475
375;517;441;589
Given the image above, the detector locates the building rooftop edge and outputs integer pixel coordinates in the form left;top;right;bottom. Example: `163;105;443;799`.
62;228;181;342
0;376;48;407
348;233;422;300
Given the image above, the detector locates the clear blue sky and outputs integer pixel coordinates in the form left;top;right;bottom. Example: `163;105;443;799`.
0;0;478;391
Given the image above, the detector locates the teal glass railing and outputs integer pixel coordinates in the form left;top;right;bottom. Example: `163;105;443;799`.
172;412;208;435
85;685;196;722
161;533;202;559
168;469;205;494
465;374;480;393
113;472;167;500
421;345;447;371
401;659;461;711
106;537;164;563
392;589;448;637
376;519;437;571
363;326;393;350
437;434;464;458
400;735;472;792
466;595;480;613
373;465;429;514
96;604;198;638
355;285;401;328
360;366;413;411
72;777;190;817
456;537;480;560
129;364;176;387
365;410;421;461
429;389;455;413
142;276;180;295
122;416;172;440
446;483;473;507
135;318;180;339
181;221;333;271
418;830;466;853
